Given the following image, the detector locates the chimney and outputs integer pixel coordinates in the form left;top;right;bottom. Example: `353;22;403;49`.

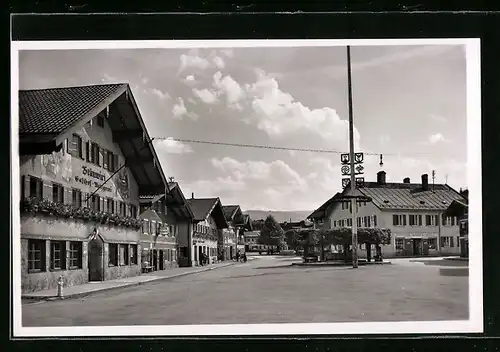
377;171;386;185
191;192;194;199
421;174;429;190
403;177;410;184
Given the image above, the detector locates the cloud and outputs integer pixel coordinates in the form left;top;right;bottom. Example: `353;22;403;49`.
172;98;188;119
150;88;170;101
178;53;211;73
193;88;219;104
211;157;308;190
429;113;448;122
428;133;447;144
220;48;234;58
212;71;245;104
213;56;225;69
154;138;193;154
244;69;360;145
183;75;197;85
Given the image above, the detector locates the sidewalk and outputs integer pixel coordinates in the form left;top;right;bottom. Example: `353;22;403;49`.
22;261;237;302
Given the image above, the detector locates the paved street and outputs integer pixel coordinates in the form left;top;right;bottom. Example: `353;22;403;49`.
22;256;468;326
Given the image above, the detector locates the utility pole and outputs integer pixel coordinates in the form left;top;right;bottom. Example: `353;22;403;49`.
347;45;358;269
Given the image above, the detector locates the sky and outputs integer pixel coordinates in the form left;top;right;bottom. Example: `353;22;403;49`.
18;44;468;211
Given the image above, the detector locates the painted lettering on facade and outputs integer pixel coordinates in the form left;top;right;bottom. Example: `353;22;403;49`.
81;166;106;181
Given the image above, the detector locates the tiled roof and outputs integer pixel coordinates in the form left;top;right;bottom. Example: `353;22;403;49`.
358;182;464;210
222;205;240;221
19;83;127;134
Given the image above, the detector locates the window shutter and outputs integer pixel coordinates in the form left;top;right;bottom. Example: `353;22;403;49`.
392;215;397;226
66;138;71;154
403;215;407;226
86;141;91;162
99;148;104;167
434;215;439;226
114;154;119;171
418;215;422;226
103;149;108;169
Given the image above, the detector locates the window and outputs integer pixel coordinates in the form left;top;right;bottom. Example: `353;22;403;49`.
441;237;451;248
130;244;138;265
28;239;46;272
106;198;114;213
333;220;337;227
91;142;100;165
109;243;118;266
72;189;82;208
52;183;64;203
97;115;105;128
50;241;66;270
68;134;83;158
395;238;404;250
29;176;43;200
106;151;114;172
393;214;407;226
428;238;437;250
425;215;439;226
450;236;454;247
143;220;149;234
365;216;371;227
119;244;129;265
151;221;157;236
357;217;361;227
91;195;100;212
68;241;83;269
119;201;126;216
409;215;422;226
347;218;352;227
373;215;378;227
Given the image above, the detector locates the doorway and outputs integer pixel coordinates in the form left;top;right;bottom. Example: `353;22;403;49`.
153;250;158;271
88;236;104;282
198;246;203;265
159;250;164;270
412;239;423;256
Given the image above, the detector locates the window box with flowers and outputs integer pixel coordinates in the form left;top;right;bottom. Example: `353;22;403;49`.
21;197;143;230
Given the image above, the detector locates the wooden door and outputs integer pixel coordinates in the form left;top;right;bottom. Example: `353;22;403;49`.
88;237;104;281
422;239;429;256
404;239;413;256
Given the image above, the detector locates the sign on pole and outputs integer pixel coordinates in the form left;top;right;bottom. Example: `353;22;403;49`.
341;152;364;188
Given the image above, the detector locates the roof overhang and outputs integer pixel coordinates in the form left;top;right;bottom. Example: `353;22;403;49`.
197;198;228;229
164;182;194;221
443;200;468;218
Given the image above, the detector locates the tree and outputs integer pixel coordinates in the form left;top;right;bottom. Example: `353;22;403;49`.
258;215;286;250
285;230;301;251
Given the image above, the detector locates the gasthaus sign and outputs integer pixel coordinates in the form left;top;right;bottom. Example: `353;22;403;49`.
74;165;113;193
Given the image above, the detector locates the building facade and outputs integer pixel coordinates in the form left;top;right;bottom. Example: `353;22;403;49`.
308;171;466;258
19;84;168;293
186;195;228;266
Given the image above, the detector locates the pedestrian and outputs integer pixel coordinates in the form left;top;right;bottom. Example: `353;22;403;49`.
243;253;247;263
235;251;240;262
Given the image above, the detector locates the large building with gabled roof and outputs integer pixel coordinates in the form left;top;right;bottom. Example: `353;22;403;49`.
18;83;168;293
308;171;467;258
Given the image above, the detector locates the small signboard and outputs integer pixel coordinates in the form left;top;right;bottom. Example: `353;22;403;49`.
341;153;350;164
354;152;364;163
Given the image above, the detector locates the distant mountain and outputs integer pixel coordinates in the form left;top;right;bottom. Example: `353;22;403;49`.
243;210;313;223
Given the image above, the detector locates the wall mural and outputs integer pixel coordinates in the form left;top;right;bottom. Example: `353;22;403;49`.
116;169;130;200
41;149;72;183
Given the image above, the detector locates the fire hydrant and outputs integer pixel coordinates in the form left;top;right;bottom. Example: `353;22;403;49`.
57;275;64;298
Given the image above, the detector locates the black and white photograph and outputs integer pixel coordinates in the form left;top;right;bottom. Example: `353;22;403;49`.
11;39;482;336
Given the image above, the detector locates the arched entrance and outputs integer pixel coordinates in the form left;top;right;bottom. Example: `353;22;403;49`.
88;235;105;282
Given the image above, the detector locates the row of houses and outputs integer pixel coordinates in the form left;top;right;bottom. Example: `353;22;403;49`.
18;83;252;293
307;171;469;258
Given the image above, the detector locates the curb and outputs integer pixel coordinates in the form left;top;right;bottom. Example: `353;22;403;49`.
291;261;392;268
22;262;236;302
